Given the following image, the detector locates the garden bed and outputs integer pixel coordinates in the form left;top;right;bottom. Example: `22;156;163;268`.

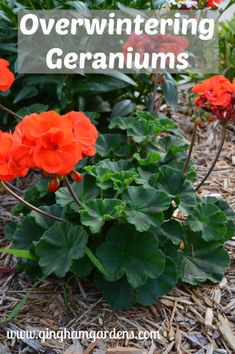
0;109;234;354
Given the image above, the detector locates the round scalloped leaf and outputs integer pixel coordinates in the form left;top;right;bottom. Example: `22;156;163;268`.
188;204;227;242
96;223;165;288
136;257;178;306
123;186;171;232
80;199;125;234
35;222;88;277
180;230;230;285
157;165;196;213
13;216;45;250
94;273;136;310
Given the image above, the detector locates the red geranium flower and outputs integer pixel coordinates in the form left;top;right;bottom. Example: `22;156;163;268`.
123;33;189;66
0;59;15;92
12;111;97;176
62;111;98;157
0;131;28;182
193;75;233;107
205;0;221;8
192;75;235;122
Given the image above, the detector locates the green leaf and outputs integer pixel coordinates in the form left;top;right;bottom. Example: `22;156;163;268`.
94;274;136;310
80;199;125;234
157;165;196;213
74;76;129;95
161;73;178;109
30;205;65;230
85;247;107;276
0;248;36;260
70;255;94;278
136;257;178;306
16;104;49;120
201;197;235;221
123;186;171;232
95;133;131;158
85;159;136;192
111;99;136;118
4;221;17;241
180;230;230;285
188;204;227;242
13;216;45;250
134;151;161;166
159;220;184;245
56;175;98;211
35;222;88;277
97;224;165;288
13;86;38;104
109;117;152;143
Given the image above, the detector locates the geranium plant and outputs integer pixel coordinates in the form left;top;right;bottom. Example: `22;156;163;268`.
0;60;235;310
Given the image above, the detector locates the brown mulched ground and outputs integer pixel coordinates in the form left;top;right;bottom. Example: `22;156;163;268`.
0;95;234;354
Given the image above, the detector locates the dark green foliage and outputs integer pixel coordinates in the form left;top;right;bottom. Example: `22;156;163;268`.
5;111;233;309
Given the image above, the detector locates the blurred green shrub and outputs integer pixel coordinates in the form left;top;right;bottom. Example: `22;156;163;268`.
219;14;235;80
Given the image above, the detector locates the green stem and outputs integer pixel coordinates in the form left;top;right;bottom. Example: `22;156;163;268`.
0;181;65;223
183;123;198;173
195;123;227;192
150;73;159;114
0;104;22;120
64;176;82;207
85;247;107;276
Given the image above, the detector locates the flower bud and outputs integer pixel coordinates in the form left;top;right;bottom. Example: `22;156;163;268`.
231;93;235;105
71;171;83;183
48;178;60;192
195;119;202;127
159;75;165;84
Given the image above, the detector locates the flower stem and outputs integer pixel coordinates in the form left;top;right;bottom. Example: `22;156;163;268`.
0;181;65;222
183;123;198;174
0;104;22;120
150;73;159;115
64;176;82;207
195;123;227;192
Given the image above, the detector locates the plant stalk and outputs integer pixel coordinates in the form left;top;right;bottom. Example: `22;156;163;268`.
64;176;82;207
0;104;22;120
195;123;227;192
0;181;65;222
150;73;159;115
183;123;198;173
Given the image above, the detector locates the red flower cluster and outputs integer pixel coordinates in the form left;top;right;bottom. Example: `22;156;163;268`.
123;33;189;62
193;75;235;122
0;59;14;92
205;0;221;8
0;131;27;182
0;111;98;185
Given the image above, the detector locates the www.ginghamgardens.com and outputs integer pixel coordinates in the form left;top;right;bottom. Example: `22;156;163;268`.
6;328;160;343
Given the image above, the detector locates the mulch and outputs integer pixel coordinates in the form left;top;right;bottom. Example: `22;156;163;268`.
0;101;234;354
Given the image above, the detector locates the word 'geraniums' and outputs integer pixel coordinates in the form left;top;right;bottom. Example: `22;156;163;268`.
193;75;235;122
0;111;98;190
0;59;14;92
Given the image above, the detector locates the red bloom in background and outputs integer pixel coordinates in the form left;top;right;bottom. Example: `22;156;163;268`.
205;0;221;8
12;111;98;176
123;33;189;65
192;75;235;122
0;59;14;92
63;111;98;157
153;34;189;58
123;33;156;61
0;131;28;182
193;75;233;107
